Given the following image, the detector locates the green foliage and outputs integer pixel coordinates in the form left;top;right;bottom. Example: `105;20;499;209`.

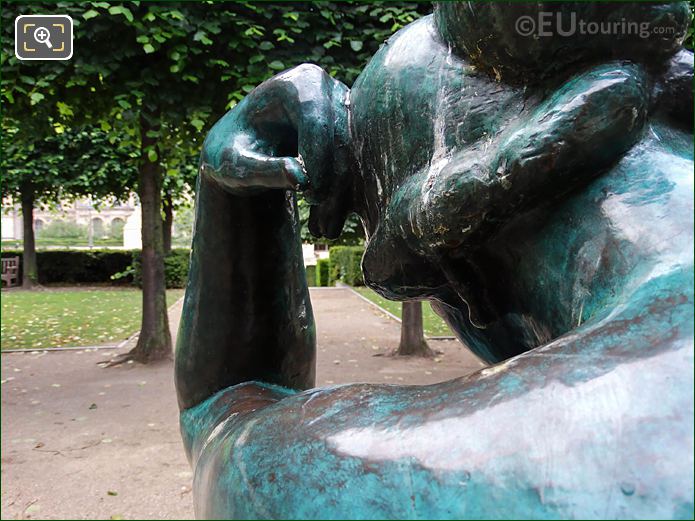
2;244;316;288
1;125;136;206
316;258;331;287
130;248;190;289
1;2;430;210
3;2;430;113
305;265;317;287
163;249;191;288
0;248;190;287
328;246;364;286
685;1;695;50
1;249;135;284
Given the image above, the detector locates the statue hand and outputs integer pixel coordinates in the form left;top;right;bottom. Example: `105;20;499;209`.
199;64;350;202
200;131;309;193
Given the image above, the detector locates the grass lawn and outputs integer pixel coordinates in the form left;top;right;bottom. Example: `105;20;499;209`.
1;288;185;350
351;287;453;337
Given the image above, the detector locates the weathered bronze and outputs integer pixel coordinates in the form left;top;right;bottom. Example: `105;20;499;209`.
176;3;694;518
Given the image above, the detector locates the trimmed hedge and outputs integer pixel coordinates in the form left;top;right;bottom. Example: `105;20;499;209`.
1;249;135;285
316;258;331;287
131;249;190;289
329;246;364;286
165;251;190;288
3;248;319;289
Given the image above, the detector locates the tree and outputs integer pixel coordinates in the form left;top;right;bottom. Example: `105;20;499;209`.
3;3;231;362
1;124;135;287
395;302;434;357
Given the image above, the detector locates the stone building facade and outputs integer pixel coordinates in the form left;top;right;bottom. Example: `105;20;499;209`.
1;196;140;247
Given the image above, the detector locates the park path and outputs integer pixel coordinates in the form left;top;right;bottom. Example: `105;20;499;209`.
1;288;484;520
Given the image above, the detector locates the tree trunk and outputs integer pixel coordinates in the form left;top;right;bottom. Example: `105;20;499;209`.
396;301;433;356
128;111;172;363
162;191;173;253
20;181;38;288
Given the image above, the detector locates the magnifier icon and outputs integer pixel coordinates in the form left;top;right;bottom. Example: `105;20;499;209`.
33;26;52;49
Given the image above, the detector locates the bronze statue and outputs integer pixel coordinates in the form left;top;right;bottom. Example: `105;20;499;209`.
176;3;694;518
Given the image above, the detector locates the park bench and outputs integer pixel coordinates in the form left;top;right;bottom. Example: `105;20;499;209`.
1;256;20;287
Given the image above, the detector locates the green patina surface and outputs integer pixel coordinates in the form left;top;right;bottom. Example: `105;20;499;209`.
175;3;694;519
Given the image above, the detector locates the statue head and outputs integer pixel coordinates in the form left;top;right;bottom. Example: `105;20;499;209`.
335;2;694;363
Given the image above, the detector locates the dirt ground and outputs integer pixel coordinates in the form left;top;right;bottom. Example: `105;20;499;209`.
1;287;485;520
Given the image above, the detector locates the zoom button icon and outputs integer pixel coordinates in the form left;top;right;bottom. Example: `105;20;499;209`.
15;15;73;60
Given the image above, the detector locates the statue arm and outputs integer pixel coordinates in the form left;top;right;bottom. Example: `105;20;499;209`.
399;62;649;254
490;62;649;218
175;64;350;418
